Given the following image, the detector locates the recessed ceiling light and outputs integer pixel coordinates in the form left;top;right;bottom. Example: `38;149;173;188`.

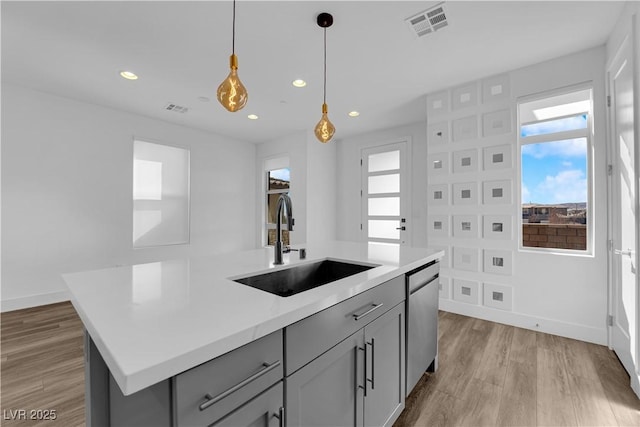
292;79;307;88
248;114;259;120
348;111;360;117
119;70;138;80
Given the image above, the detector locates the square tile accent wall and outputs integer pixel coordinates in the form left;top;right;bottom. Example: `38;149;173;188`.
426;72;516;312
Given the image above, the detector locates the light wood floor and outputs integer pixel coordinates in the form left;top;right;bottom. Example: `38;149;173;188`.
1;302;84;427
395;311;640;427
1;303;638;427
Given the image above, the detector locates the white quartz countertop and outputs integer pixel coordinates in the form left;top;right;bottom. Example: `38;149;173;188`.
64;241;442;395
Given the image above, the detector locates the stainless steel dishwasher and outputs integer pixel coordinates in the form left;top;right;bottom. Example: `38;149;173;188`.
406;260;439;396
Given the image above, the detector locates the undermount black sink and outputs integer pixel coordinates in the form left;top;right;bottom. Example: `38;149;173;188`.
233;259;377;297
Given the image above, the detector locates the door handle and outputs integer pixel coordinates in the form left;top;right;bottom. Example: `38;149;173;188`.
357;346;367;397
366;338;375;390
614;249;635;257
396;226;406;231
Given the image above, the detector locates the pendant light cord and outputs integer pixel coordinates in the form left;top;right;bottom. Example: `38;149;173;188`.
232;0;236;55
323;27;327;104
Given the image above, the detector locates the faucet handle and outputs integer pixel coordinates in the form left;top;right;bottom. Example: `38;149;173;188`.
283;245;297;254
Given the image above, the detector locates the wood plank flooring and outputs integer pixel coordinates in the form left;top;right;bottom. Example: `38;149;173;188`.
395;311;640;427
1;302;84;427
1;302;638;427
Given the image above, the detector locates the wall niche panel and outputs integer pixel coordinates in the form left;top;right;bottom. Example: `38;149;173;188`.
427;90;450;116
452;115;478;142
453;247;479;271
453;215;479;238
483;144;512;170
428;215;450;237
453;182;478;205
428;183;449;206
452;82;478;111
483;215;513;240
482;109;512;137
452;149;478;174
481;74;510;104
427;152;450;176
453;279;479;305
483;282;513;311
483;249;513;275
428;121;450;145
483;179;512;204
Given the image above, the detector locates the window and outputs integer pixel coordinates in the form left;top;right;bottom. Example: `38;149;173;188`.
133;140;190;247
265;167;290;246
518;87;592;252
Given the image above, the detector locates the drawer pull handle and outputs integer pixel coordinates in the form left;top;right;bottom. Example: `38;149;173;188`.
367;338;375;390
274;406;285;427
352;303;384;321
198;360;281;411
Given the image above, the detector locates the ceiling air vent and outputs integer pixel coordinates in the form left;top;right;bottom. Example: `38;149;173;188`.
164;103;189;114
406;2;448;38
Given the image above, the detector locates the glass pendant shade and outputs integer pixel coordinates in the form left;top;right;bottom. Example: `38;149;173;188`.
314;103;335;143
217;54;248;112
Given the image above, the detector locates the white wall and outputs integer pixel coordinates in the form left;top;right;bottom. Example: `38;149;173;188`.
1;84;257;311
256;130;337;247
336;48;609;345
336;122;429;248
430;47;609;345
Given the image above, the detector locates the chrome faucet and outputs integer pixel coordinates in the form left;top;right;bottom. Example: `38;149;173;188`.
274;193;294;265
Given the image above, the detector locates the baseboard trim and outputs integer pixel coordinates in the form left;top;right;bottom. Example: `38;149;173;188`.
439;298;607;345
1;291;71;313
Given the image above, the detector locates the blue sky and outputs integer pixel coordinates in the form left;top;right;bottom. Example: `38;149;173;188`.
521;138;587;204
270;168;290;182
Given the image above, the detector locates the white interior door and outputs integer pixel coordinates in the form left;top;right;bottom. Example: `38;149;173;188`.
361;142;410;245
608;33;640;397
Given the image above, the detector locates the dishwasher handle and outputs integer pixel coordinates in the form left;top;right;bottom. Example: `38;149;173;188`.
409;274;438;295
408;261;440;293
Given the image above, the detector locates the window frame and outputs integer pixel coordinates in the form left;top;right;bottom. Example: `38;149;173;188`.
132;138;191;248
516;84;594;256
262;156;290;247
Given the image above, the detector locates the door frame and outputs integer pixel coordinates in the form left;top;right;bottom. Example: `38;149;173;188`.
606;25;640;398
360;139;412;246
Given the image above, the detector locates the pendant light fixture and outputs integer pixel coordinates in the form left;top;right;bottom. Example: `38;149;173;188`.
217;0;248;112
314;13;335;143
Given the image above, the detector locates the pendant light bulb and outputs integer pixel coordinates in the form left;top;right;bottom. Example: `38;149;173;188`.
315;13;335;143
314;103;335;143
217;54;248;112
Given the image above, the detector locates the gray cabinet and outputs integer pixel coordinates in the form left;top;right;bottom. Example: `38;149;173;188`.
212;382;283;427
174;331;283;426
286;332;364;427
363;303;405;427
285;275;405;427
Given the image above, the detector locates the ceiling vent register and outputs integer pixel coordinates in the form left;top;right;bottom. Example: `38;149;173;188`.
406;2;448;37
164;103;189;114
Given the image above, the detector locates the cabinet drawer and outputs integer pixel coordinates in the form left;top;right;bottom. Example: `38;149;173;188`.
174;330;283;426
285;275;404;376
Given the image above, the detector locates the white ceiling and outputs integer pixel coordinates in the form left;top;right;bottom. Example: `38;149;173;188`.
1;1;625;144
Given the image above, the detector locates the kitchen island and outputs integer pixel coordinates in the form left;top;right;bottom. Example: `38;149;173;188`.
64;241;442;426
